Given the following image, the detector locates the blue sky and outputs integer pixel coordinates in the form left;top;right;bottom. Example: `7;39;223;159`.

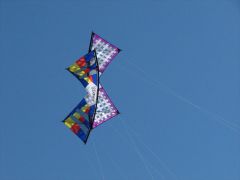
0;0;240;180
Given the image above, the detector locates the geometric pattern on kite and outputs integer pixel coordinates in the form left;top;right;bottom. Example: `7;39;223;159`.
89;32;121;74
89;33;120;128
67;50;99;88
93;87;119;128
64;32;121;144
63;98;96;143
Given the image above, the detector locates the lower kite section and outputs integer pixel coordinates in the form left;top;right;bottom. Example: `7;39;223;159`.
63;87;120;142
93;87;119;128
63;98;96;143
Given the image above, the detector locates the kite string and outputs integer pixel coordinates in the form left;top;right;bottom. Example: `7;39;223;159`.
121;120;155;180
124;123;178;180
118;121;178;180
91;133;129;180
143;158;165;180
92;141;105;180
111;124;166;180
107;154;129;180
119;59;240;133
92;131;129;180
0;127;4;177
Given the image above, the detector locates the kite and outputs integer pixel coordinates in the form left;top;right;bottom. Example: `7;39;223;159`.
63;32;121;143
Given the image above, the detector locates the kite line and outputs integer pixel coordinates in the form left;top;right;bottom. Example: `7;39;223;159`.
120;59;240;134
121;120;155;180
92;141;105;180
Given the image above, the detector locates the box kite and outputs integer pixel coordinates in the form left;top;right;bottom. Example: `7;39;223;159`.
63;32;121;143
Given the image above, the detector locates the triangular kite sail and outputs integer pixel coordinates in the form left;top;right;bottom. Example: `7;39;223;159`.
89;32;121;74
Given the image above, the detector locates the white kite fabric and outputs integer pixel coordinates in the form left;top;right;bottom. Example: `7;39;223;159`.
63;32;121;143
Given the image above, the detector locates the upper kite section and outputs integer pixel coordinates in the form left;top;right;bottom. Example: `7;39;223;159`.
89;32;121;74
67;50;99;88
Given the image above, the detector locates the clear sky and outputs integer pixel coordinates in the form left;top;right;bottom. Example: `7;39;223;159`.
0;0;240;180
